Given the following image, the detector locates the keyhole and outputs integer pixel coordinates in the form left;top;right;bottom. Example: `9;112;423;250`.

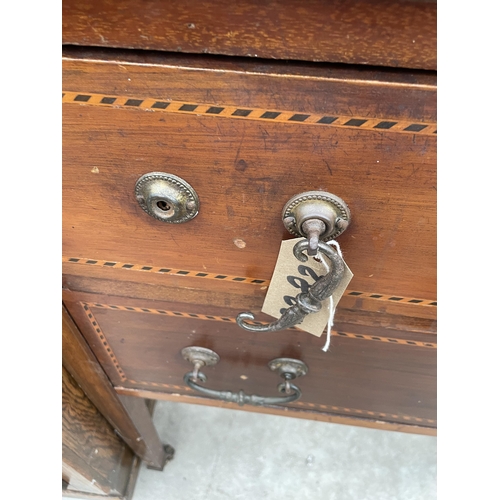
156;200;171;211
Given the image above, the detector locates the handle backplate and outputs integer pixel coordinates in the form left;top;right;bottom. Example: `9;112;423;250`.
181;346;308;407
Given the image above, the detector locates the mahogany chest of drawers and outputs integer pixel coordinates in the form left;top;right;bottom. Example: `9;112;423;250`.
63;0;437;468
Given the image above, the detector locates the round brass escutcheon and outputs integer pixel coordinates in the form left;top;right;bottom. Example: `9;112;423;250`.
135;172;199;223
268;358;308;379
282;190;351;241
181;346;220;367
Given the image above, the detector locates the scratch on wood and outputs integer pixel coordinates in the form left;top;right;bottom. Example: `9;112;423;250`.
323;159;333;176
170;234;180;248
233;130;246;171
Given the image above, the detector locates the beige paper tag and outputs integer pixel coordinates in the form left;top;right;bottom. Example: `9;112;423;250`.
262;238;353;337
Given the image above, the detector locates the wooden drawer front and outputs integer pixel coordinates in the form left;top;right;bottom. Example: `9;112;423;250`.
63;52;436;434
63;52;436;309
63;290;436;432
63;0;437;70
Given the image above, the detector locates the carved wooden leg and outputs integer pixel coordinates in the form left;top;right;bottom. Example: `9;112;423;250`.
63;305;174;470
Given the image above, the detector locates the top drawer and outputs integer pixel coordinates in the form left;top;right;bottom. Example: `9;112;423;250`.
63;49;436;312
62;0;437;70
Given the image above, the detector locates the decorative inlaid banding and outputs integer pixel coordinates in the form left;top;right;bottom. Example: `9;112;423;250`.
118;380;436;426
86;302;437;348
80;301;435;426
64;256;436;307
292;401;436;425
82;303;126;382
346;290;437;307
62;91;437;136
64;256;267;285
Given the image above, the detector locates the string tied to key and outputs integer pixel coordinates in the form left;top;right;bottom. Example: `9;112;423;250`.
316;239;343;352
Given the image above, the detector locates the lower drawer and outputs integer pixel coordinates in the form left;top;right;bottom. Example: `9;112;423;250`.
63;289;436;434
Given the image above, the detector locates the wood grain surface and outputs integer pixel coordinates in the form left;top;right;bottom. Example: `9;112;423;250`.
63;290;437;430
115;387;436;436
63;55;436;302
62;48;436;434
63;306;167;468
62;270;437;329
63;49;437;122
62;0;437;70
62;365;135;496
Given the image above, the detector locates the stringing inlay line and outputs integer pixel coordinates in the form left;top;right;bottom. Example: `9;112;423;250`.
116;381;436;425
80;301;435;425
63;256;267;285
292;401;436;425
62;91;437;136
82;303;127;382
63;256;436;307
86;302;436;348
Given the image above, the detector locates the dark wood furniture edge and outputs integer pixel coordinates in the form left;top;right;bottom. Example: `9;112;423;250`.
117;395;175;471
63;363;139;497
116;387;437;437
62;271;437;327
61;46;437;86
63;491;125;500
62;0;437;70
63;492;124;500
122;455;141;500
62;456;141;500
62;304;172;469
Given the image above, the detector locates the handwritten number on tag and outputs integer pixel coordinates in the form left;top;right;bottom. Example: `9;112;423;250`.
279;265;324;314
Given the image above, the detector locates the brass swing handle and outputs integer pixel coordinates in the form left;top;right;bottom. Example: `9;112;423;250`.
236;240;344;333
181;347;308;407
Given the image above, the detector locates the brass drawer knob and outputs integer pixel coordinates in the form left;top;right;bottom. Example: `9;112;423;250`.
282;191;351;256
135;172;199;223
181;346;308;407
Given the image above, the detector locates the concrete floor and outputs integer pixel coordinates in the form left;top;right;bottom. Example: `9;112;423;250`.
132;401;436;500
